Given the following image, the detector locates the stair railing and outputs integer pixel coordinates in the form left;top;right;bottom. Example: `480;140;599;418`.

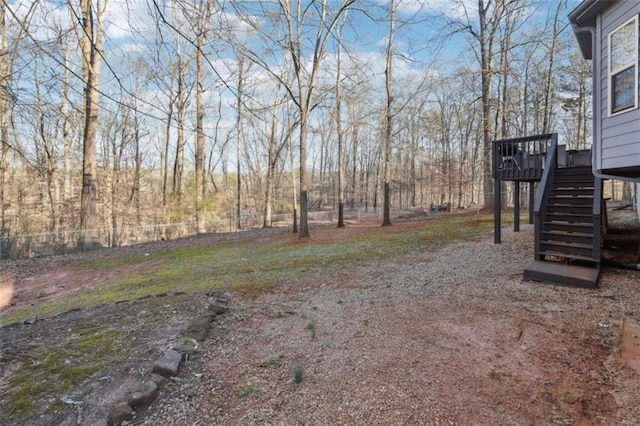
533;133;559;261
592;176;603;263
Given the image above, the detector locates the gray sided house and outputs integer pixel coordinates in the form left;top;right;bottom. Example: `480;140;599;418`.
570;0;640;180
492;0;640;288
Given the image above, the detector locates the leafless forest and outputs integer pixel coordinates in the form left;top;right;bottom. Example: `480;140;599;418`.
0;0;603;257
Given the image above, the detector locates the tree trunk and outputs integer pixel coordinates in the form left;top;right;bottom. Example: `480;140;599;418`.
382;0;395;227
542;0;565;133
195;30;206;234
0;3;6;231
336;18;346;228
173;64;185;200
78;0;107;248
478;0;493;210
235;57;244;230
298;115;310;237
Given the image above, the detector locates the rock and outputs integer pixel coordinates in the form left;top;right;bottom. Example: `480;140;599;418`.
150;373;169;389
208;297;229;314
128;380;158;409
107;402;133;426
172;339;198;360
153;349;182;377
182;315;211;341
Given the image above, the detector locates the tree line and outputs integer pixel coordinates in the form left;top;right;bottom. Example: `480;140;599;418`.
0;0;593;250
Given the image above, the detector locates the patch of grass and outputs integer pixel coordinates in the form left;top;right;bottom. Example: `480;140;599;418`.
253;358;284;369
1;215;497;326
557;386;591;415
292;363;304;384
488;369;510;380
235;385;257;397
306;320;317;340
5;327;126;420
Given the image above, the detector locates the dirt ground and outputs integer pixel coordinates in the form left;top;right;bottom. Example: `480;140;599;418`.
1;213;640;425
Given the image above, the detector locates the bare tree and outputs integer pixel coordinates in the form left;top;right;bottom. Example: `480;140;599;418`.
541;0;567;133
446;0;527;209
234;0;355;237
382;0;396;226
73;0;109;247
0;2;36;232
234;52;245;229
335;13;348;228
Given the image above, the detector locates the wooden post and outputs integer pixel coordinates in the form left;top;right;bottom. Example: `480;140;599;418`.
514;181;520;232
529;181;535;224
494;177;501;244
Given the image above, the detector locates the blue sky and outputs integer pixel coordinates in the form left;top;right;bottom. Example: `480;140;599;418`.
6;0;588;166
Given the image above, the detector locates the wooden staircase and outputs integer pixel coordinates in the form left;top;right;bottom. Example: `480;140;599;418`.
524;165;602;288
540;166;598;262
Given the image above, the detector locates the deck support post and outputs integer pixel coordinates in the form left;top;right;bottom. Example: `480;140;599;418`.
494;176;501;244
514;181;520;232
529;182;535;224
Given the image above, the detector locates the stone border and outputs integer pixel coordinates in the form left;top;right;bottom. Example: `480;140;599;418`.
89;296;230;426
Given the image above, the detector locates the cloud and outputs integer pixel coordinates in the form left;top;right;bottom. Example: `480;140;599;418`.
376;0;475;18
421;0;476;19
11;0;70;42
105;0;156;39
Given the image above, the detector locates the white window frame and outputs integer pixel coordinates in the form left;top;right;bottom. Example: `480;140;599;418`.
608;15;639;117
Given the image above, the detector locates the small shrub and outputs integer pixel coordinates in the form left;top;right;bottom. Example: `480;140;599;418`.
306;320;317;340
292;363;304;383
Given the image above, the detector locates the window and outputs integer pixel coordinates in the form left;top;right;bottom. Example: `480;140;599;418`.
608;15;638;115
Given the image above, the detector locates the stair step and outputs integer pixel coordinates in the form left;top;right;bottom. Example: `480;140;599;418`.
551;188;595;196
523;260;599;288
544;221;594;233
540;241;595;259
554;170;593;177
538;249;598;263
547;204;592;214
545;213;594;224
552;185;594;192
555;166;591;174
552;181;594;188
542;230;594;244
548;196;593;205
554;173;594;180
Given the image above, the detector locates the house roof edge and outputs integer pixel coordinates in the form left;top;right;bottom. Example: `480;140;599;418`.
568;0;614;59
568;0;609;27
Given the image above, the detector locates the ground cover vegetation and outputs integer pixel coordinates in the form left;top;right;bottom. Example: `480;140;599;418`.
0;215;493;422
2;212;640;424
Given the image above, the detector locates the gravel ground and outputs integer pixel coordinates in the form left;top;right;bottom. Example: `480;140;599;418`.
3;216;640;425
135;224;640;425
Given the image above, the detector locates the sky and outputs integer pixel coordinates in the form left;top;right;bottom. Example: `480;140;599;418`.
5;0;587;167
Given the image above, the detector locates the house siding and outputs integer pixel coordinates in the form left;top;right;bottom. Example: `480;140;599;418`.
597;1;640;173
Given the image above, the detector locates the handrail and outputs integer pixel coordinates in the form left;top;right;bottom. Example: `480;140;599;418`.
492;133;555;181
532;133;558;261
533;134;558;214
592;176;602;262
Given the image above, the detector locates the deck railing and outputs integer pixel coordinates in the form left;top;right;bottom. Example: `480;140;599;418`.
532;134;559;260
592;177;603;264
492;133;556;181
